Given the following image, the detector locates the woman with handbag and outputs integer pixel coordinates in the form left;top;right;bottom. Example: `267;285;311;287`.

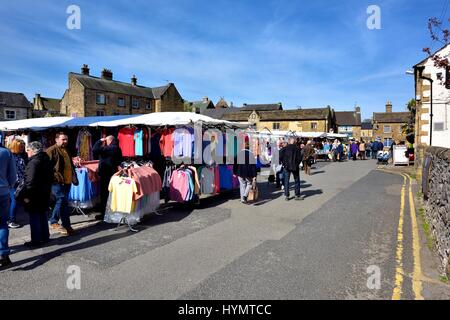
19;142;54;247
7;139;26;229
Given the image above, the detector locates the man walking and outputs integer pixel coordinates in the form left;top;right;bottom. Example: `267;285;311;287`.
279;137;303;201
47;132;78;236
93;135;123;220
0;145;17;268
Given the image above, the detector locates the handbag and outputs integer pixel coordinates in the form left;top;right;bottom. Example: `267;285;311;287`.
307;156;314;166
14;180;27;202
247;180;259;202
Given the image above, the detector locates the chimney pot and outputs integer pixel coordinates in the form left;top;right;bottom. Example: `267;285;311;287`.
81;64;90;76
101;68;113;81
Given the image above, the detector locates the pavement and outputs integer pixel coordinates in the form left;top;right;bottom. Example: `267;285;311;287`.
1;159;450;299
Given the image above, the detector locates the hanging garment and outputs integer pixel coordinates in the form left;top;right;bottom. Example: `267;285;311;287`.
134;129;144;157
187;166;200;195
160;128;175;158
173;127;195;159
143;127;150;155
219;165;233;190
76;130;93;161
108;175;138;213
214;165;220;194
199;166;215;195
69;168;100;209
130;165;162;200
118;127;136;157
169;169;191;202
150;131;162;157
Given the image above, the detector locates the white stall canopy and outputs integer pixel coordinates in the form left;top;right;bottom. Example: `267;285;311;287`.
89;112;249;128
0;113;249;131
0;117;73;131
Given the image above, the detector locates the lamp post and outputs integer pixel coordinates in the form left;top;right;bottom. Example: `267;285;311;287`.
406;67;434;146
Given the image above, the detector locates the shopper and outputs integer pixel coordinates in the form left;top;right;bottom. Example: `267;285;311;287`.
0;145;17;268
235;140;257;204
7;139;26;229
93;135;123;220
336;140;344;162
279;137;303;201
366;141;372;159
351;140;359;161
21;142;53;247
359;140;366;160
371;140;378;159
302;140;315;176
47;132;78;236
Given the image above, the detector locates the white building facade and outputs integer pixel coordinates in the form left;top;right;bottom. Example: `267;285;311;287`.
414;45;450;148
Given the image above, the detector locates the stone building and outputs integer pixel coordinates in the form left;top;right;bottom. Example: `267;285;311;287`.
205;104;334;133
0;92;31;121
189;97;215;114
33;93;61;117
335;107;362;140
61;64;184;117
373;101;410;147
360;120;374;141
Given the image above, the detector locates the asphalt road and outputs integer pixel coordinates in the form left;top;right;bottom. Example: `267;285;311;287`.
1;159;448;299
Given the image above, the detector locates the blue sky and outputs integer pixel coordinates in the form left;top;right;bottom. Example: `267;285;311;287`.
0;0;448;119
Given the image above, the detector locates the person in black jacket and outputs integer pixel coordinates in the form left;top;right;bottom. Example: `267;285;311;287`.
279;137;303;201
22;142;53;247
235;140;257;204
93;135;123;220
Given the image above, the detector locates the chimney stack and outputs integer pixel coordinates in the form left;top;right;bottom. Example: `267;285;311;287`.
386;100;392;113
101;68;113;81
34;93;42;110
203;96;209;103
81;64;90;76
355;106;361;113
131;75;137;86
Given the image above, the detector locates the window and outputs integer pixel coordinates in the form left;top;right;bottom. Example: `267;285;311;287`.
311;122;318;130
273;123;281;130
384;138;393;147
434;122;444;131
146;103;152;111
195;107;200;114
113;112;121;116
132;98;140;109
383;125;391;133
96;93;106;105
446;66;450;89
5;110;16;120
117;97;125;107
96;110;105;117
338;126;352;133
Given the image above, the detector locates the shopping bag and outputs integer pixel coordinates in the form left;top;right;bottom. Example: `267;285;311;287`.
247;180;259;202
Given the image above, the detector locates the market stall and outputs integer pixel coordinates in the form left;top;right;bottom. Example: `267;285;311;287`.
0;113;251;230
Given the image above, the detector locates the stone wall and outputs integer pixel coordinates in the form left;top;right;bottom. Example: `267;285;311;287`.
423;146;450;276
